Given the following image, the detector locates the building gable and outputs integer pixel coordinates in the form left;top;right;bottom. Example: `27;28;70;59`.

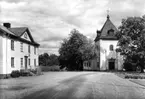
21;31;31;41
95;15;118;42
8;27;39;47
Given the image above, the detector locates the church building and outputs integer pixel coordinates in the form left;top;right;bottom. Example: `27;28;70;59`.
83;15;123;71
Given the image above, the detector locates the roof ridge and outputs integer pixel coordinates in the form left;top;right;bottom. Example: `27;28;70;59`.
10;27;28;29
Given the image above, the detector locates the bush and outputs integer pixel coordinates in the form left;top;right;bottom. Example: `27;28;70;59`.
123;62;137;71
40;66;60;72
11;70;20;78
124;74;145;79
20;69;31;76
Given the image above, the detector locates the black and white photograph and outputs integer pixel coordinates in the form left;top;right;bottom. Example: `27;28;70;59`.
0;0;145;99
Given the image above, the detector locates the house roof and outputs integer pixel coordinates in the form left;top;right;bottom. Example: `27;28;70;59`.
8;27;27;36
8;27;39;46
94;15;118;41
0;24;39;47
0;25;16;35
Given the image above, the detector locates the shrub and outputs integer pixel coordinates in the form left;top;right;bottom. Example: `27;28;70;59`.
40;66;60;72
20;69;30;76
123;62;137;71
124;74;145;79
11;70;20;78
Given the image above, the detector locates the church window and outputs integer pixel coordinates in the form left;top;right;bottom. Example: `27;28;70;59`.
107;29;114;36
110;45;114;51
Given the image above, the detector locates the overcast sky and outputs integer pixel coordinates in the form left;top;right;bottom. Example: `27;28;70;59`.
0;0;145;55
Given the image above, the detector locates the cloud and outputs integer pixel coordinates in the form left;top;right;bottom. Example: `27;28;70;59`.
0;0;145;55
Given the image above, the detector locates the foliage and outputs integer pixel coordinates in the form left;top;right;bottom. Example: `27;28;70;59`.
116;16;145;72
40;66;60;71
39;53;59;66
11;70;20;78
59;29;96;71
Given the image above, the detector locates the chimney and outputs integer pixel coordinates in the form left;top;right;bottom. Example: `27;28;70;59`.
3;23;11;28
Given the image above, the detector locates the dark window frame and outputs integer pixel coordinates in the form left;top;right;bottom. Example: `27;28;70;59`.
11;57;14;68
21;58;23;67
20;42;23;52
34;47;36;54
29;59;30;65
11;40;14;51
110;45;114;51
34;59;36;66
28;45;31;53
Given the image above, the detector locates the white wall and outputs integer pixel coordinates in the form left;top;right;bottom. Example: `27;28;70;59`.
1;36;39;74
99;39;123;70
0;36;3;74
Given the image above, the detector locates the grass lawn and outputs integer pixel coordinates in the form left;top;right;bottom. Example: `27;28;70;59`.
115;72;145;79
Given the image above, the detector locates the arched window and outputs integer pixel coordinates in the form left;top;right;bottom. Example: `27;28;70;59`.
110;45;114;51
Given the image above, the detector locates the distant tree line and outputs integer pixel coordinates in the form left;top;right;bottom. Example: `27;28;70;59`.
39;53;59;66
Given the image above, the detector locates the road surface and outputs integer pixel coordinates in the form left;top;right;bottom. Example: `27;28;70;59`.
21;72;145;99
1;72;145;99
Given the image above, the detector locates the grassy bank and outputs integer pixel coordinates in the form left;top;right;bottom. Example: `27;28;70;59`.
115;72;145;79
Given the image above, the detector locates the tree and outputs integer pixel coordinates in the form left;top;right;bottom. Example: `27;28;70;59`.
116;16;145;72
59;29;95;71
39;53;59;66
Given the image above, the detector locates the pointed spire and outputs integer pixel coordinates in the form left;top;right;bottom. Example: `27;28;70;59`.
107;10;110;19
107;14;110;19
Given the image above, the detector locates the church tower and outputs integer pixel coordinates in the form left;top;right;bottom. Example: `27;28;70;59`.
94;15;123;71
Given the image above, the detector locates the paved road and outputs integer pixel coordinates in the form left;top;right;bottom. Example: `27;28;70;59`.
21;72;145;99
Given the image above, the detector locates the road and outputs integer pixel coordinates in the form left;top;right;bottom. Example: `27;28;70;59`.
19;72;145;99
1;72;145;99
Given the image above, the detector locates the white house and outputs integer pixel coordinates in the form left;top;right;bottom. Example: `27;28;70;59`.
84;15;123;71
0;23;39;78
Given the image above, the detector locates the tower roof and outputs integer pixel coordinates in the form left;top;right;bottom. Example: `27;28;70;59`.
95;15;118;41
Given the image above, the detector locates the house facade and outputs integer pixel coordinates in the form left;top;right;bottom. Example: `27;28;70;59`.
0;23;39;78
84;15;123;71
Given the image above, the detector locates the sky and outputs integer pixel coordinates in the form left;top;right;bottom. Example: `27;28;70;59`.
0;0;145;55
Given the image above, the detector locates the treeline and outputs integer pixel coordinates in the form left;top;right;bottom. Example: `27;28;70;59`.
39;53;59;66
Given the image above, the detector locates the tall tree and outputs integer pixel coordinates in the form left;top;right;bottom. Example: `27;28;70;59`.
116;16;145;72
59;29;95;71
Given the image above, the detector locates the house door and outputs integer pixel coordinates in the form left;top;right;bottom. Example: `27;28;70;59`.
24;56;28;69
109;59;115;70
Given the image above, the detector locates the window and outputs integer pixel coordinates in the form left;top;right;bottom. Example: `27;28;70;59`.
29;59;30;65
11;40;14;50
21;58;23;67
110;45;114;51
11;57;14;67
107;29;114;36
34;47;36;54
20;42;23;52
34;59;36;66
28;45;30;53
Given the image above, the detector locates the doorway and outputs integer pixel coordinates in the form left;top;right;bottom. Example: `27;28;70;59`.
108;59;115;70
24;56;28;69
